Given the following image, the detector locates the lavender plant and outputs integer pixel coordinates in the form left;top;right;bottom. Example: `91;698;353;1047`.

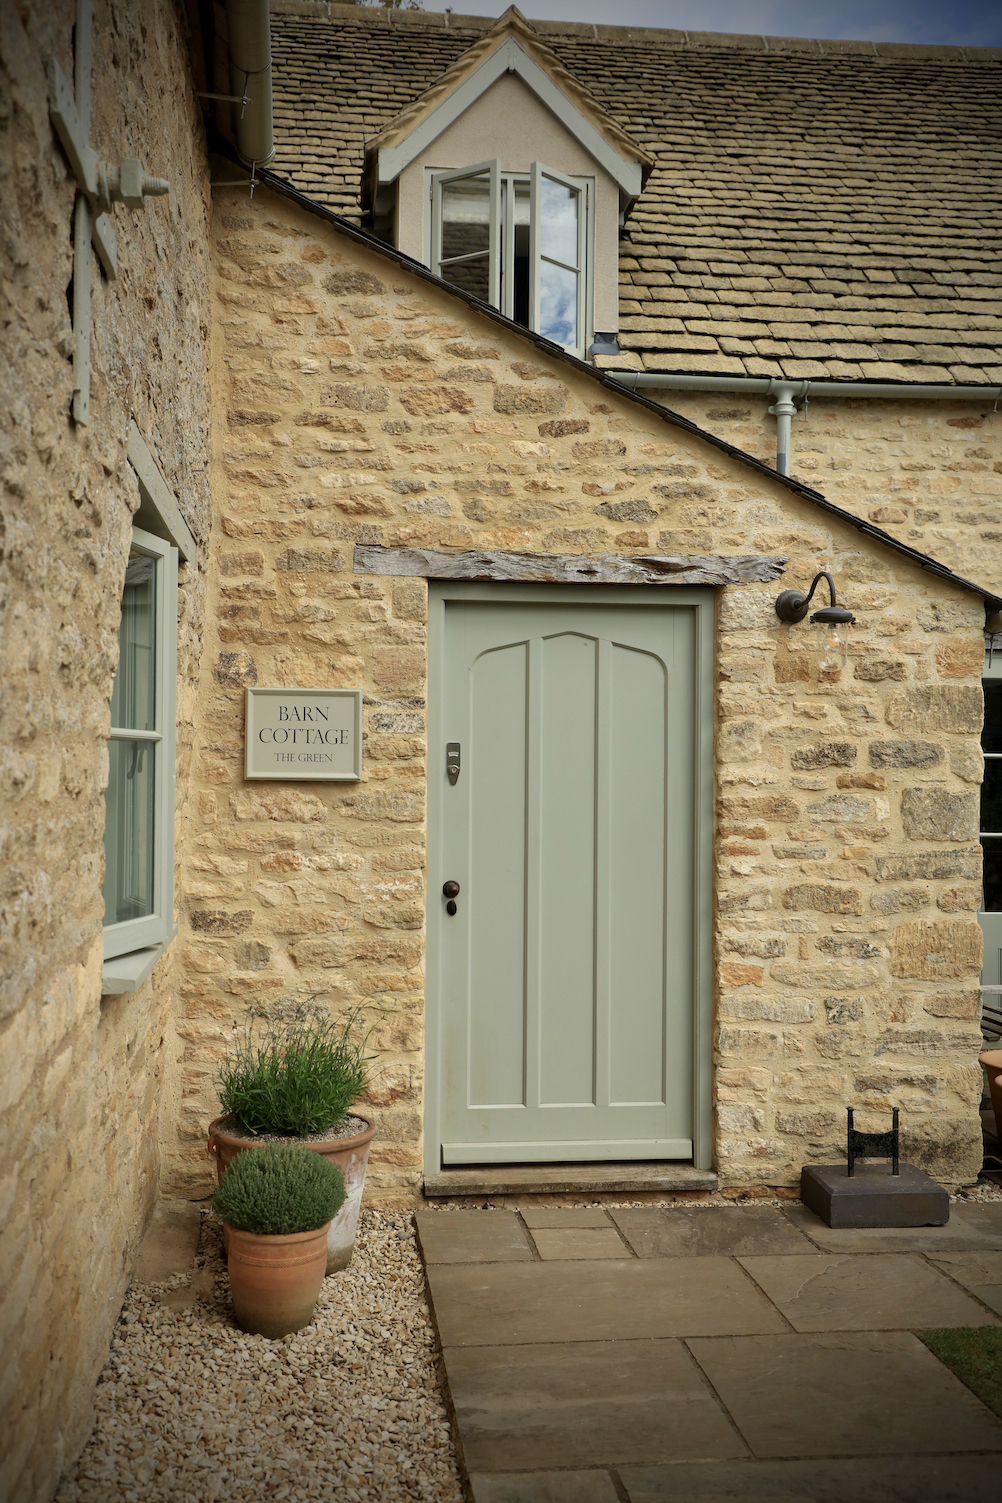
219;1000;371;1138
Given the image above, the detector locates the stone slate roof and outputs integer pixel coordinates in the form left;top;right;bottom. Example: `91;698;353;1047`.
269;2;1002;385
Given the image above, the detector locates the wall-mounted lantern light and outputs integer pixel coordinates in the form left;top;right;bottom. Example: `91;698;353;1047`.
775;570;856;676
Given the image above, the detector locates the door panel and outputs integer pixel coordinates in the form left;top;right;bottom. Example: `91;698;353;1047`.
436;596;699;1164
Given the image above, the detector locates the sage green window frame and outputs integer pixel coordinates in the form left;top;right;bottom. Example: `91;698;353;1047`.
425;581;715;1178
430;158;502;309
528;161;588;358
429;159;593;358
102;525;178;961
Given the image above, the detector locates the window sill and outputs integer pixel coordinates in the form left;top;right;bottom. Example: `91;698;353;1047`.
101;926;177;995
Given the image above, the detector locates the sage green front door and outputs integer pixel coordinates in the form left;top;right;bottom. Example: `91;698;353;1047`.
427;584;712;1168
980;662;1002;1014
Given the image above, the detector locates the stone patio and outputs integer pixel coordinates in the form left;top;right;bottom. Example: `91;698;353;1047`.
416;1201;1002;1502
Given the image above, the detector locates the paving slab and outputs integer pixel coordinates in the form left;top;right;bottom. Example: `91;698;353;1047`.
470;1470;619;1503
611;1205;815;1258
531;1227;631;1260
782;1199;1002;1252
928;1250;1002;1316
444;1338;747;1471
425;1258;787;1347
520;1208;613;1229
951;1201;1002;1244
619;1454;1002;1501
738;1252;999;1331
415;1211;534;1265
686;1331;1002;1458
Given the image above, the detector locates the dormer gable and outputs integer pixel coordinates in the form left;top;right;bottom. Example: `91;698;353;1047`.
361;8;653;215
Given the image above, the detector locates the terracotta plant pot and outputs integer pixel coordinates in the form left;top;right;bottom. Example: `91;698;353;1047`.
208;1116;377;1274
981;1049;1002;1148
225;1222;330;1339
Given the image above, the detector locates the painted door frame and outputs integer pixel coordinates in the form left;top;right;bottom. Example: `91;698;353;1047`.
425;581;716;1176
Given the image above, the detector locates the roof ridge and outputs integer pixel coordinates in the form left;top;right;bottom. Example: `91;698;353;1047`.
268;2;1002;63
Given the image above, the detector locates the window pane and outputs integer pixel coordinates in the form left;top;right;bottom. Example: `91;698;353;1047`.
512;180;530;327
983;838;1002;912
441;256;491;302
441;175;491;263
110;554;156;731
540;176;579;268
539;260;578;348
983;679;1002;753
103;739;156;925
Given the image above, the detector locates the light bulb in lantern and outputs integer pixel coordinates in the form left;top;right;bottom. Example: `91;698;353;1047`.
816;621;845;676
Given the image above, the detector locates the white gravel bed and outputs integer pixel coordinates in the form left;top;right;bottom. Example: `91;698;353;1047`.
56;1210;464;1503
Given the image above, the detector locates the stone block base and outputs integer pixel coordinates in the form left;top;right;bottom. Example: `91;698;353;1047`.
800;1162;949;1229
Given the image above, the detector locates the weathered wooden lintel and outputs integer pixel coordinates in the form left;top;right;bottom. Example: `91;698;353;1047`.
353;545;786;587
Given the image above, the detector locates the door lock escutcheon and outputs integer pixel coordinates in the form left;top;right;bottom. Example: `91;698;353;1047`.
443;880;460;915
446;742;461;784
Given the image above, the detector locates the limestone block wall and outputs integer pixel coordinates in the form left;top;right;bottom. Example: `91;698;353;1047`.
640;390;1002;598
0;4;211;1499
168;178;985;1208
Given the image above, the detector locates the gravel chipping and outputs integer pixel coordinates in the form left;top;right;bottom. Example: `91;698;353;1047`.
56;1211;464;1503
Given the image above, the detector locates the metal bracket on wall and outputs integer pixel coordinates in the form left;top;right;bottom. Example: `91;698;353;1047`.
46;0;170;425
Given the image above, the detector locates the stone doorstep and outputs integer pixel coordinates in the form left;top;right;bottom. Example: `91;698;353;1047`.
423;1163;719;1197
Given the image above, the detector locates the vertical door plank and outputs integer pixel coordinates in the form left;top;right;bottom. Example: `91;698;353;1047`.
538;632;599;1107
608;638;669;1106
593;637;614;1111
524;635;544;1113
469;638;530;1107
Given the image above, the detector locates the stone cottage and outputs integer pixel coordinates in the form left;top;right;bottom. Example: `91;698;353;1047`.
1;2;1000;1497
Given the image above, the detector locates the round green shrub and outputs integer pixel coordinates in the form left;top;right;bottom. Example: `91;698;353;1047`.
213;1143;347;1235
218;1006;371;1138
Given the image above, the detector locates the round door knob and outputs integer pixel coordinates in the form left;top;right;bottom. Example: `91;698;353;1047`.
443;881;460;899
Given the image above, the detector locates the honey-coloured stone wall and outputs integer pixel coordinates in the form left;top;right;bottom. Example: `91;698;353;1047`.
635;389;1002;599
0;4;211;1498
167;177;986;1211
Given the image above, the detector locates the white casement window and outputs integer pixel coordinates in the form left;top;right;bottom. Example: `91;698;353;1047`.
102;526;178;964
101;422;193;995
430;159;591;358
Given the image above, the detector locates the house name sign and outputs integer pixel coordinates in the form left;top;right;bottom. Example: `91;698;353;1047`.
244;688;362;781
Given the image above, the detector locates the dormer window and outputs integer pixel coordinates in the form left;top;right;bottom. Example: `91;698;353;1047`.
362;13;651;363
430;160;589;356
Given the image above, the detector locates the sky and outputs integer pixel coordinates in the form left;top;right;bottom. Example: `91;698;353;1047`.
438;0;1002;47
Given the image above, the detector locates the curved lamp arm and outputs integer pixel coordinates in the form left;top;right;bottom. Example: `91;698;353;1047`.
775;570;855;625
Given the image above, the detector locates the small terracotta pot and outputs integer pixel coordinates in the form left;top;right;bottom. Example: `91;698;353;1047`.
981;1049;1002;1148
225;1223;330;1339
208;1116;377;1274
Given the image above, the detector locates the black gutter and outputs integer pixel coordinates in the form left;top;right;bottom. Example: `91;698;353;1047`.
222;158;1002;615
